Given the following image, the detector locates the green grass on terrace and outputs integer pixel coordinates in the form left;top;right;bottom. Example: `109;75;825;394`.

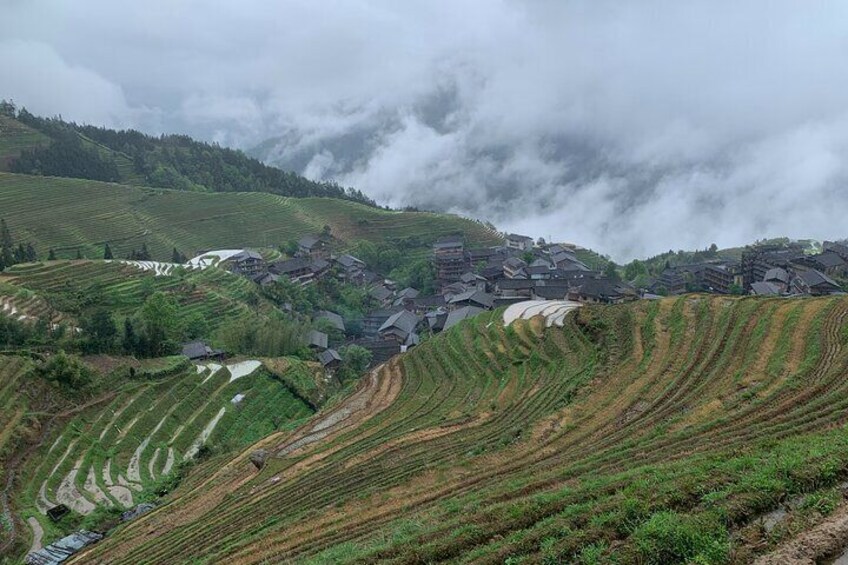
0;172;501;260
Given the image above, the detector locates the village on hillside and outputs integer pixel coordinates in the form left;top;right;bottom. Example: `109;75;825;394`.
176;232;848;372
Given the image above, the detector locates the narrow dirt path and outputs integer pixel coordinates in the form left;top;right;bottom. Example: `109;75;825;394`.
27;517;43;554
755;502;848;564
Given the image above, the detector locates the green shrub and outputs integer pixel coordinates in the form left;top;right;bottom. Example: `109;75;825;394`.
633;511;729;564
34;350;93;390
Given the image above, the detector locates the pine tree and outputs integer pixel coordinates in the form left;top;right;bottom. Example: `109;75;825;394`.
0;219;12;249
1;247;13;269
172;247;186;263
14;243;25;263
48;248;57;261
139;243;151;261
76;249;83;260
25;242;36;262
104;243;113;260
0;219;14;269
122;317;138;355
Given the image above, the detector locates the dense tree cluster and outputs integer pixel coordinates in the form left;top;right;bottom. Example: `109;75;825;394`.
126;243;152;261
630;243;722;279
0;314;65;349
7;104;377;206
0;218;37;271
35;350;94;390
337;344;372;383
9;124;121;182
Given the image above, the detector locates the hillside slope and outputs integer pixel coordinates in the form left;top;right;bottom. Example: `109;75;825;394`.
0;260;277;334
0;115;50;170
0;172;500;260
1;108;374;204
74;296;848;564
0;354;318;560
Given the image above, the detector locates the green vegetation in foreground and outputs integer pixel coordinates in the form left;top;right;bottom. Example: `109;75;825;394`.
73;296;848;564
0;172;500;262
0;352;317;562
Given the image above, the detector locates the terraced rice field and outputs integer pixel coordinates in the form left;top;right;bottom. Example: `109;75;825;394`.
0;172;501;260
72;295;848;564
13;357;313;547
0;356;32;467
0;260;273;332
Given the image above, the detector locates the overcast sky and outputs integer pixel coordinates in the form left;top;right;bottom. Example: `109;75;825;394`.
4;1;848;261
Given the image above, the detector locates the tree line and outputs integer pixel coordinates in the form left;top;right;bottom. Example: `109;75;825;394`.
3;101;377;206
0;218;37;271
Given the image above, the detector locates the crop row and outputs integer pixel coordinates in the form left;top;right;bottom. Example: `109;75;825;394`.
15;359;312;554
75;296;848;564
0;172;500;261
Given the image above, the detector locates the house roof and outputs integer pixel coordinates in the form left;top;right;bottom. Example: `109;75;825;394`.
412;295;447;309
306;330;328;349
397;287;420;300
573;278;635;300
361;270;381;284
310;258;330;271
533;285;569;299
271;258;311;274
764;267;790;284
529;258;552;268
448;289;495;309
503;257;527;269
365;308;402;321
433;236;464;249
336;254;365;268
378;310;420;336
467;247;497;260
527;265;555;276
182;341;211;360
298;235;322;249
534;279;573;288
250;272;279;286
460;271;486;284
811;251;846;268
506;233;533;242
750;281;782;296
552;252;587;269
316;310;345;331
480;265;504;279
824;241;848;260
444;306;484;331
799;269;840;289
427;311;448;331
26;530;103;565
230;249;264;261
496;279;537;290
369;286;394;301
318;348;342;366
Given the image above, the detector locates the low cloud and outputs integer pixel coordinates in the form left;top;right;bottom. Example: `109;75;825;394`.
3;1;848;261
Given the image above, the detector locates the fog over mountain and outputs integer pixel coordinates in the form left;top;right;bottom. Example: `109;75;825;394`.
4;1;848;261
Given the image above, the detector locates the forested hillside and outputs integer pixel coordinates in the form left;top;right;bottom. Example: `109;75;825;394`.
0;101;374;205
